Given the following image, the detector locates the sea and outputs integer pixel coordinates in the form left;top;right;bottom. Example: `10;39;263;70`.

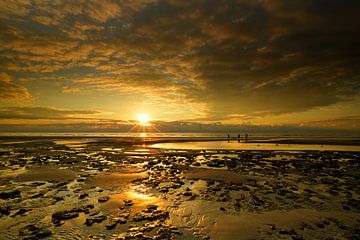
0;132;359;151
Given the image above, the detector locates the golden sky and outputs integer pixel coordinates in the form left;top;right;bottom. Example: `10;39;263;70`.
0;0;360;132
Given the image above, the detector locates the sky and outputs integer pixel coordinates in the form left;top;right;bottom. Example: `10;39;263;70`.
0;0;360;133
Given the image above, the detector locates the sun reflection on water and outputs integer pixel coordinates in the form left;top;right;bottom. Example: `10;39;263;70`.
128;184;154;201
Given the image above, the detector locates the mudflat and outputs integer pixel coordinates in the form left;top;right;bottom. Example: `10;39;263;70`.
0;137;360;239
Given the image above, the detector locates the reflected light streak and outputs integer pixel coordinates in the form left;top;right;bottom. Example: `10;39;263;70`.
128;185;154;201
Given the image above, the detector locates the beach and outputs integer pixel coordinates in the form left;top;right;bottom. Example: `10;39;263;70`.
1;136;360;240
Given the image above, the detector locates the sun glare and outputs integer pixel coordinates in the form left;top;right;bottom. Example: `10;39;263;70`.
137;114;151;126
128;113;160;133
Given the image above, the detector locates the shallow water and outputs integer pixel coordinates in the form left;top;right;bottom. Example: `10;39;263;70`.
151;141;360;151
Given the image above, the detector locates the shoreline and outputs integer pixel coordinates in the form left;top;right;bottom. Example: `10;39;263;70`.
1;135;360;146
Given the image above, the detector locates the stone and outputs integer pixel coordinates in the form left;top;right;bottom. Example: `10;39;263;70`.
133;208;169;222
79;193;89;199
85;215;107;226
52;210;79;225
117;217;128;224
106;219;118;230
0;205;10;217
19;224;52;240
124;200;133;207
11;208;28;217
71;204;94;213
0;189;21;199
98;196;110;203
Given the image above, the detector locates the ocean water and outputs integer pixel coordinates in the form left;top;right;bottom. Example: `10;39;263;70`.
0;132;227;138
0;132;359;139
0;132;359;151
150;141;360;152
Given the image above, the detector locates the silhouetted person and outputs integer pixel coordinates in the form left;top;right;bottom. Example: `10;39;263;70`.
227;133;230;142
245;133;248;143
237;134;240;142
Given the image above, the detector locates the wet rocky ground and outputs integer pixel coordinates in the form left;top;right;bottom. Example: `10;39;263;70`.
0;137;360;239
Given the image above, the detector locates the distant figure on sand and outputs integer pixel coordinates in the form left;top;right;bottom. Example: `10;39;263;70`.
245;133;248;143
237;134;240;142
227;133;230;142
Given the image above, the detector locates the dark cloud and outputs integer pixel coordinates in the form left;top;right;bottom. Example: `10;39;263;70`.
0;107;101;119
300;115;360;130
0;0;359;123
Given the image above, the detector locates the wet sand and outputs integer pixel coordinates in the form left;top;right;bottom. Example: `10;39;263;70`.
1;137;360;239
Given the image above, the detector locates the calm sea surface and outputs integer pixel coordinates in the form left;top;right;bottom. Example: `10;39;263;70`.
0;132;359;138
0;132;359;151
150;141;360;152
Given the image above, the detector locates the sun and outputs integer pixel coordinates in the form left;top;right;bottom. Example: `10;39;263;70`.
128;113;160;133
137;114;151;126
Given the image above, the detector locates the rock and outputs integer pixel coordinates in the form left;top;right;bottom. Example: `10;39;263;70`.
279;230;290;235
77;177;87;182
292;235;305;240
106;219;118;230
11;208;28;217
316;223;325;228
119;210;131;219
117;216;128;224
84;218;94;226
79;193;89;199
269;225;277;230
0;205;10;217
133;207;169;222
29;192;43;199
89;210;100;216
240;186;250;191
124;200;133;207
19;224;52;240
52;210;79;225
154;224;182;239
98;196;110;203
0;189;21;199
53;196;64;202
343;205;351;210
147;205;158;211
207;159;224;168
116;232;152;240
71;204;94;214
183;191;193;196
234;199;241;211
85;215;107;226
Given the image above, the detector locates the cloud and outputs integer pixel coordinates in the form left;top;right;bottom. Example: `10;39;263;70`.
0;72;31;101
0;107;102;120
0;0;123;23
300;115;360;130
0;0;359;124
0;0;31;20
